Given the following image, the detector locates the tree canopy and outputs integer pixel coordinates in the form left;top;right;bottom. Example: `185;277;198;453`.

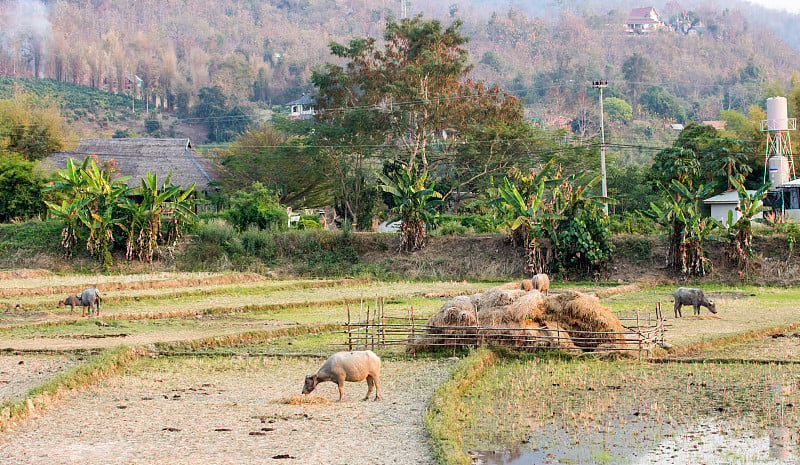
310;15;539;221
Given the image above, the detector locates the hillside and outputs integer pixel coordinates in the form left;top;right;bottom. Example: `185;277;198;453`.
1;1;799;156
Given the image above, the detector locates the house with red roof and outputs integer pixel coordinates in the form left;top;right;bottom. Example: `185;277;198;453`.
626;7;664;33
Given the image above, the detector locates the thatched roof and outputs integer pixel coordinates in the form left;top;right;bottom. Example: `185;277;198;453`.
43;138;220;193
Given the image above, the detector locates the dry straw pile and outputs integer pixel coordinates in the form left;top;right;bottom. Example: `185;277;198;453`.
414;281;626;351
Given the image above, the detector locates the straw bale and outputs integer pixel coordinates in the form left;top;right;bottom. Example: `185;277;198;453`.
505;291;545;322
412;296;479;348
427;296;477;327
542;290;626;348
476;292;544;326
480;321;536;347
416;285;629;352
530;321;580;351
474;287;526;309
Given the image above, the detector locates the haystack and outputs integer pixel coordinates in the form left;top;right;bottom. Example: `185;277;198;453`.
415;281;629;352
542;290;626;349
414;295;479;347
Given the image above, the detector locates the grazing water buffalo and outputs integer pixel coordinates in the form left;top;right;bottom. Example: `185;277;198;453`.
673;287;716;318
58;295;82;313
80;288;102;317
302;350;381;401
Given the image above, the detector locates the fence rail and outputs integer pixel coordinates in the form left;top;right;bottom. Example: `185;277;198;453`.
341;299;666;356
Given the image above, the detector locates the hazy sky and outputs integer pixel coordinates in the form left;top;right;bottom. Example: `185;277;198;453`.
746;0;800;13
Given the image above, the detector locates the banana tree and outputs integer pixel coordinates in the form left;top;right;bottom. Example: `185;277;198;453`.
487;160;563;273
78;160;130;267
43;197;90;256
724;179;770;268
121;171;197;261
647;180;716;276
377;163;444;253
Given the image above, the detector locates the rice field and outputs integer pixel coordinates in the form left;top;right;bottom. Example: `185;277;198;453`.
464;358;800;464
1;271;800;464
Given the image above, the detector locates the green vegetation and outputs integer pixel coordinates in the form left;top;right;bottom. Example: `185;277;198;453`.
0;219;63;255
377;163;444;252
426;348;498;465
0;77;133;113
0;155;53;223
44;156;197;267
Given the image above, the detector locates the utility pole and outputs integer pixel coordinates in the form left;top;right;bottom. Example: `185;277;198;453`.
592;80;608;215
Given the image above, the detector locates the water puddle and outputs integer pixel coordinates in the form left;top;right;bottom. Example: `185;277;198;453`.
473;418;799;465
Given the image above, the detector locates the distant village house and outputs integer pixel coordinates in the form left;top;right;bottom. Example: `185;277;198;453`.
626;7;664;33
286;94;316;119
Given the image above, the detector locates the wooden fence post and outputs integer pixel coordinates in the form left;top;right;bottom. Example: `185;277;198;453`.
347;303;352;351
410;305;416;356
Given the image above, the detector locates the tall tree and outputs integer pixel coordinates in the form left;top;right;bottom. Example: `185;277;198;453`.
221;122;332;208
621;53;653;116
0;91;65;161
311;15;534;229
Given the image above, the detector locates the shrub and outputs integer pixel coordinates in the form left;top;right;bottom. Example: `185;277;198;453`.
608;212;663;235
287;230;359;276
198;219;237;245
297;215;322;230
240;226;277;263
224;182;288;232
144;117;161;135
553;207;615;276
436;221;468;236
0;156;50;222
460;213;498;233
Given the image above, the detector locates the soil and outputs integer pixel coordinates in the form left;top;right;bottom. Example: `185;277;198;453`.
0;355;82;403
0;355;454;465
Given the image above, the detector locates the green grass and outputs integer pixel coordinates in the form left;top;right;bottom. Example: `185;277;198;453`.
425;348;498;465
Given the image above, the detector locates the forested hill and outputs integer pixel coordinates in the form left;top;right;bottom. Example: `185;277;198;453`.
1;0;799;156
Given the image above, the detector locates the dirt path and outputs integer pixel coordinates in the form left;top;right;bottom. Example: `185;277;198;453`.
0;355;454;464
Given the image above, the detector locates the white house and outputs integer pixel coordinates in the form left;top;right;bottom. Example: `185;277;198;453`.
286;94;316;119
704;189;762;225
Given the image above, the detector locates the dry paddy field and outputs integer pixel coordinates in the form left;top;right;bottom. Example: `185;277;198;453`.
1;271;800;464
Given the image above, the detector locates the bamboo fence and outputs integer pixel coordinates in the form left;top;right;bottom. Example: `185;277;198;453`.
342;298;666;356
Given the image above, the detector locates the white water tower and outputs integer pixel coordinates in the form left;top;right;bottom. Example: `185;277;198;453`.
762;97;796;186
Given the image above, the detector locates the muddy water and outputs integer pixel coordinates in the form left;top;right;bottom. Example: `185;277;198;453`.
473;417;799;465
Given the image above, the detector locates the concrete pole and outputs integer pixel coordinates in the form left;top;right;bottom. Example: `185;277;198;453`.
592;80;609;215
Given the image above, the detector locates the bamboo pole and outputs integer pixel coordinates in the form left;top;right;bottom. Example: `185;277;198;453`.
381;297;386;347
410;306;415;356
347;303;352;351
